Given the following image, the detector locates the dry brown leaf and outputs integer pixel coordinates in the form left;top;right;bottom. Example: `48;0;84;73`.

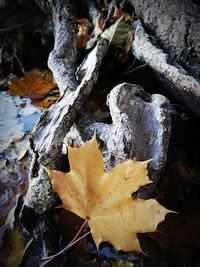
8;69;56;99
94;15;103;36
119;33;134;62
46;136;170;252
77;25;90;49
86;15;103;49
113;6;132;23
76;18;89;25
32;95;59;108
0;227;24;267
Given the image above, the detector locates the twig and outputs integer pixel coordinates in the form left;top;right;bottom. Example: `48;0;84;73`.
123;57;136;74
123;63;147;75
42;219;87;261
40;231;91;267
40;221;90;267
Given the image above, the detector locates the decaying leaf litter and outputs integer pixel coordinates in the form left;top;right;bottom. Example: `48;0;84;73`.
0;2;200;267
0;69;58;265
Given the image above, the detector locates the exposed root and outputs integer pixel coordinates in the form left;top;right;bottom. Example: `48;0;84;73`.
132;20;200;115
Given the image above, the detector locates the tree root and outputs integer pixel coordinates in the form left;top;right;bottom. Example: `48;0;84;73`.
132;20;200;115
66;83;171;183
25;39;108;212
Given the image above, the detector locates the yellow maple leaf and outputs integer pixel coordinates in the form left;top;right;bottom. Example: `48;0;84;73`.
46;136;170;252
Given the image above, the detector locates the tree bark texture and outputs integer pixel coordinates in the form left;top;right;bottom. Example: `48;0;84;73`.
131;20;200;115
131;0;200;80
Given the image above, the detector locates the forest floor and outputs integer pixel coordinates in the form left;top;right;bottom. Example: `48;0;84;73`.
0;6;200;267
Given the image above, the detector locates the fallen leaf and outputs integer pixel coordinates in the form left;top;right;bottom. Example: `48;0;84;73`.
77;25;90;49
113;6;132;23
46;136;170;252
0;227;24;267
8;69;56;99
86;15;103;50
101;16;134;46
94;15;103;37
32;95;59;108
76;18;90;25
118;33;134;62
111;259;134;267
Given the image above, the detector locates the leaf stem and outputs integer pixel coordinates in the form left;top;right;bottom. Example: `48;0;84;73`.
41;220;90;267
124;57;136;73
40;231;91;267
123;63;147;75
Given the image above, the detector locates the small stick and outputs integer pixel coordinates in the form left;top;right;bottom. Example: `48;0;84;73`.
40;230;91;267
42;219;88;261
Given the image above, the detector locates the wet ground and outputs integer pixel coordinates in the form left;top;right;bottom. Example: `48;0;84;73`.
0;30;200;267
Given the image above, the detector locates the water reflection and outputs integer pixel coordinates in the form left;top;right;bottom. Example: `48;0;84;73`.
0;92;41;232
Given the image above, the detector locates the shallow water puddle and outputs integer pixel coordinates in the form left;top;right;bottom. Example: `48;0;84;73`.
0;92;41;152
0;91;41;229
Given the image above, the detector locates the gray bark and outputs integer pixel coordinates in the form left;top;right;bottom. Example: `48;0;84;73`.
131;20;200;115
130;0;200;115
26;39;109;212
131;0;200;80
34;0;78;95
66;83;171;182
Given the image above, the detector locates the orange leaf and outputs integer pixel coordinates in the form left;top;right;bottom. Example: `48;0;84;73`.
46;137;171;252
32;95;59;108
118;33;134;62
8;69;56;99
77;25;90;49
95;15;103;36
76;18;89;26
